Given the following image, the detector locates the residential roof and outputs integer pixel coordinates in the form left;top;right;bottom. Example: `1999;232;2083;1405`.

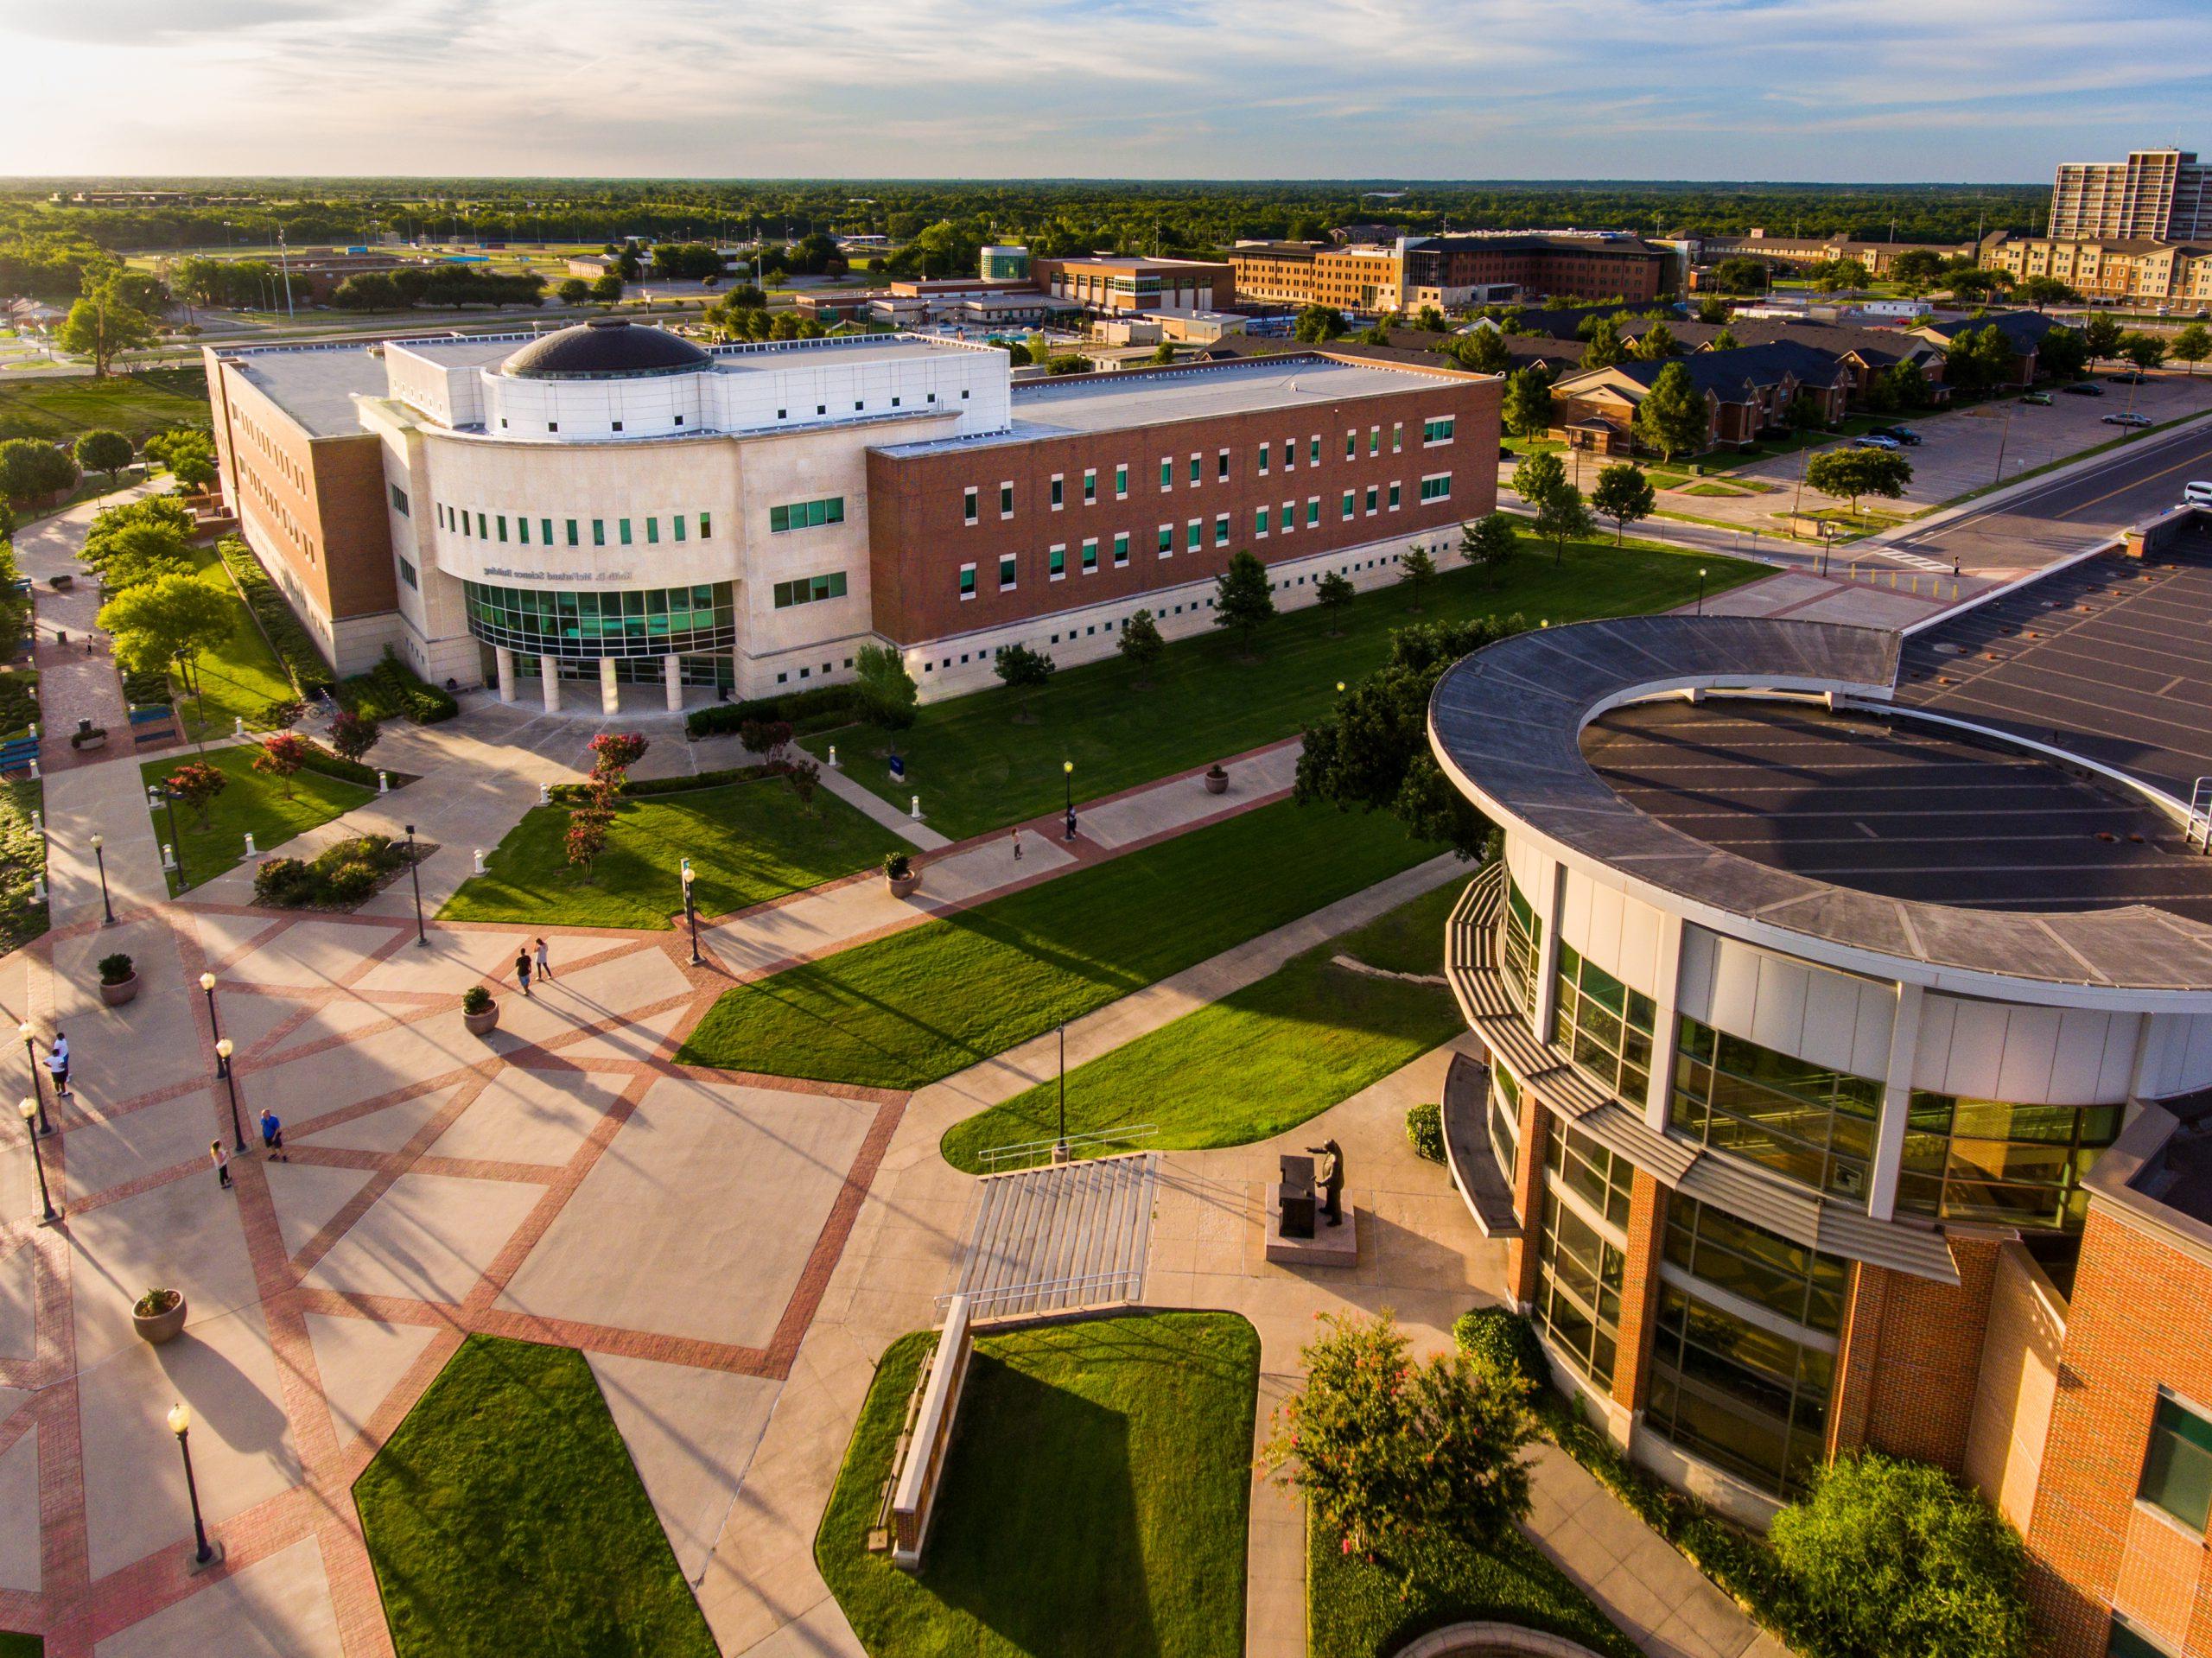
1559;340;1848;398
1916;309;2062;348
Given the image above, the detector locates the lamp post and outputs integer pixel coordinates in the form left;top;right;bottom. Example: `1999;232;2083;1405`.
149;784;184;889
1054;1021;1069;1165
1062;759;1073;814
216;1040;244;1152
681;858;700;965
19;1021;49;1137
19;1099;56;1224
1697;568;1708;615
167;1402;216;1567
404;825;426;947
91;833;114;925
200;974;226;1077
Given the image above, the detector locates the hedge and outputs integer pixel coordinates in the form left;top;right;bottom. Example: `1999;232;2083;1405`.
337;651;459;724
217;537;335;694
684;683;860;740
296;740;405;791
545;763;776;804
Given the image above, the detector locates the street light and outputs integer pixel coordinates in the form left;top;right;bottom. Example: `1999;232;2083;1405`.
404;825;426;947
167;1402;217;1568
200;973;226;1077
91;833;114;925
680;858;700;965
150;784;184;889
18;1021;49;1137
1697;568;1708;615
215;1040;244;1152
19;1098;56;1224
1054;1021;1069;1165
1062;759;1074;813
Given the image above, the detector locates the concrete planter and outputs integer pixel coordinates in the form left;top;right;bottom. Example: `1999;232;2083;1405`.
133;1291;188;1345
99;973;139;1007
463;1004;500;1037
1203;767;1230;795
888;871;922;899
72;733;106;752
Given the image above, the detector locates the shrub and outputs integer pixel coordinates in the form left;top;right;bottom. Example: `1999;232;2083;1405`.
253;857;315;905
854;643;917;728
327;708;381;762
683;683;860;740
1452;1306;1548;1391
259;696;306;727
133;1286;181;1318
1405;1100;1445;1162
461;984;493;1015
320;860;379;903
217;537;334;694
251;835;405;909
883;849;912;880
121;665;170;706
68;725;108;748
338;649;457;724
97;952;135;984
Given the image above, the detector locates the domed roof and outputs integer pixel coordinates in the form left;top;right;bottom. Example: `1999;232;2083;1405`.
502;318;710;380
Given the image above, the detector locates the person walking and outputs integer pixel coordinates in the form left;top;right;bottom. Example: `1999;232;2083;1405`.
534;937;552;982
515;949;533;997
1063;804;1077;844
1010;826;1022;862
211;1140;232;1191
258;1108;286;1161
46;1032;70;1100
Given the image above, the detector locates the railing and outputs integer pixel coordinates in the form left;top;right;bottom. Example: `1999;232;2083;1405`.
933;1267;1144;1320
976;1124;1158;1170
2191;778;2212;853
1839;564;1961;603
880;1293;974;1571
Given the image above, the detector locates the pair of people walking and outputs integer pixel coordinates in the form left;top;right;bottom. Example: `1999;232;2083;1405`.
211;1108;289;1191
515;937;553;995
44;1032;70;1099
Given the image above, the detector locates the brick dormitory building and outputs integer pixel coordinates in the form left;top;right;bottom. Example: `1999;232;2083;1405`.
1227;232;1681;314
201;320;1497;710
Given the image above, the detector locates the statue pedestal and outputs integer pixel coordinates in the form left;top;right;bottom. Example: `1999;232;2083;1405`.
1265;1184;1359;1267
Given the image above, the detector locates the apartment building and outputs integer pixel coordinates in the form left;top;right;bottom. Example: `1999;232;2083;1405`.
2051;149;2212;243
1986;236;2212;307
1228;234;1675;314
1028;255;1235;315
1547;342;1853;455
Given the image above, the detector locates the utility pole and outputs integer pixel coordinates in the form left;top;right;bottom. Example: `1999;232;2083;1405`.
277;229;295;321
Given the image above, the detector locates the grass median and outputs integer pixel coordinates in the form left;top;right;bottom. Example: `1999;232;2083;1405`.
818;1312;1258;1658
440;775;907;929
171;545;297;740
677;797;1441;1089
805;532;1762;839
143;744;373;893
941;875;1466;1171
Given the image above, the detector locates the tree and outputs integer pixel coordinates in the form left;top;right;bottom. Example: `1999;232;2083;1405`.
1534;480;1595;563
86;519;191;590
1785;389;1830;435
1212;549;1277;652
1511;448;1567;512
97;571;232;691
1262;1310;1535;1574
162;434;218;492
2118;330;2169;372
1578;316;1627;370
556;277;591;305
1357;313;1396;346
1001;338;1031;367
1412;305;1446;334
1293;304;1347;344
1458;512;1517;587
1632;361;1711;463
253;732;309;799
1890;248;1948;293
1709;257;1770;295
1808;257;1872;294
1807;448;1913;516
853;643;918;728
1709;325;1740;352
588;731;650;778
1147;341;1177;366
588;272;625;304
1945;267;2008;303
1313;570;1355;632
1590;462;1656;544
58;271;162;378
2012;275;2080;309
2170;321;2210;376
1695;295;1731;324
73;429;132;486
1885;359;1936;409
1631;321;1676;360
1117;607;1165;683
1398;544;1438;611
0;438;77;503
162;759;227;828
2083;314;2124;364
1770;1455;2029;1658
1499;365;1554;441
564;812;608;880
327;709;381;764
1452;327;1511;375
994;641;1056;720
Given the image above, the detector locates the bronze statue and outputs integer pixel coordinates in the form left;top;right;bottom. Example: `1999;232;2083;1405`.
1306;1138;1344;1226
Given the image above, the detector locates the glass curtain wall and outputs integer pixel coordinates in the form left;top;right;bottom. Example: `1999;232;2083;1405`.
1669;1016;1882;1204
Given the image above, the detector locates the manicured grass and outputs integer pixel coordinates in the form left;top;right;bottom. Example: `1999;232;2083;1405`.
439;776;906;929
677;797;1440;1089
1326;875;1461;978
142;744;374;893
0;1630;42;1658
806;533;1763;838
354;1334;715;1658
1308;1509;1639;1658
0;666;35;741
939;890;1467;1172
0;368;209;444
171;546;298;740
13;466;149;528
0;780;46;956
819;1313;1259;1658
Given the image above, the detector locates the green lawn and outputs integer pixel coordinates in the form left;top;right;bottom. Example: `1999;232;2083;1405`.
354;1334;716;1658
678;797;1440;1089
171;546;298;740
0;368;210;444
0;780;46;956
1309;1510;1638;1658
1325;875;1461;977
0;1631;41;1658
0;666;35;741
440;776;906;929
142;744;374;893
942;876;1467;1170
819;1313;1259;1658
806;534;1762;839
14;466;149;528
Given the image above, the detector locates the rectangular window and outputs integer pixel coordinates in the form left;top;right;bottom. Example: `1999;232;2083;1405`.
1051;474;1064;508
1421;473;1452;503
1388;482;1402;510
1392;422;1403;453
518;518;531;546
1424;416;1457;444
672;516;686;543
999;555;1018;590
1186;519;1201;552
964;486;979;524
542;518;555;544
771;572;849;609
700;511;711;540
567;519;579;547
1554;943;1658;1112
2141;1394;2212;1534
958;563;977;598
1256;442;1270;477
1342;491;1356;520
1113;531;1129;567
1310;435;1321;464
1217;448;1230;480
1345;429;1357;460
1049;543;1067;578
1158;524;1173;555
389;484;410;517
1160;457;1173;490
619;518;632;546
397;556;418;589
476;511;487;538
592;519;606;547
1282;439;1294;471
1190;454;1202;485
1279;502;1294;532
435;503;446;530
497;514;509;543
1214;514;1230;546
646;518;659;544
1306;496;1320;526
1083;468;1096;504
1001;483;1014;517
1115;464;1128;499
1364;486;1379;514
1081;538;1098;572
1670;1015;1883;1204
768;496;846;534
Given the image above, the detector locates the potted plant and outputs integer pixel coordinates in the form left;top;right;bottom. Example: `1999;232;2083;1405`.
71;719;107;751
98;952;138;1006
884;849;921;899
461;983;499;1036
1203;763;1230;796
132;1286;188;1345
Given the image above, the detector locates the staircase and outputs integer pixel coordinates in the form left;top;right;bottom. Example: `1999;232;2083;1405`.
946;1153;1159;1324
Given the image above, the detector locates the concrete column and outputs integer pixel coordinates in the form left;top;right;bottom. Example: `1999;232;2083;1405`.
539;655;562;713
1531;858;1565;1045
495;647;517;704
598;656;620;716
663;654;683;713
1503;1083;1551;1314
1643;912;1685;1134
1866;981;1924;1221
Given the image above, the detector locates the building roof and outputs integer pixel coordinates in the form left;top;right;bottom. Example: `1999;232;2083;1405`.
1428;615;2212;997
1915;309;2062;349
502;318;712;379
217;342;394;439
1558;340;1848;399
2087;1093;2212;1260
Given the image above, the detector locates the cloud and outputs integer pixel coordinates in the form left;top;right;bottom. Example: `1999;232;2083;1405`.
0;0;2205;178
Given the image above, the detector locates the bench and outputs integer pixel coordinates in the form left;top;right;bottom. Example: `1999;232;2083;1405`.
127;705;181;746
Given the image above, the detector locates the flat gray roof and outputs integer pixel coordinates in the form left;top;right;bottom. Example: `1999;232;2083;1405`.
1428;615;2212;994
219;344;390;438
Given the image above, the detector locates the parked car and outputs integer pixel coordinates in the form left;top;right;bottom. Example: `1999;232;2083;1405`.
1870;425;1923;445
2022;391;2053;405
1499;445;1516;461
2108;372;2149;385
2183;481;2212;506
2060;381;2106;397
1853;434;1902;451
2104;412;2154;428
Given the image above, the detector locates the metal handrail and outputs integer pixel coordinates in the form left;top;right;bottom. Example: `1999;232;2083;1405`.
934;1267;1142;1318
976;1125;1158;1170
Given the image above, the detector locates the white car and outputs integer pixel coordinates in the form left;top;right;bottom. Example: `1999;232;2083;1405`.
2185;481;2212;506
1853;434;1902;451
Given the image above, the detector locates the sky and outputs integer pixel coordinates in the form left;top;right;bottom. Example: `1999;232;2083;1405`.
1;0;2208;182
